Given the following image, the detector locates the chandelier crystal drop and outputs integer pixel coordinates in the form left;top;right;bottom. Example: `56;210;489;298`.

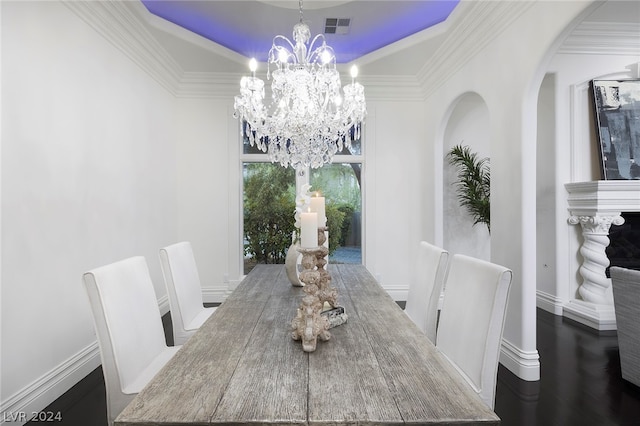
233;0;366;172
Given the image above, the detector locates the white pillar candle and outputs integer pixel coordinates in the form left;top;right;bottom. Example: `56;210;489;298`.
300;210;318;248
310;193;326;227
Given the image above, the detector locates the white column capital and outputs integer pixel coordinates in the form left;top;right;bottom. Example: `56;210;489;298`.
568;214;625;234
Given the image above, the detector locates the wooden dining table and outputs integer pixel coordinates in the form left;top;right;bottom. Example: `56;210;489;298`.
116;264;500;425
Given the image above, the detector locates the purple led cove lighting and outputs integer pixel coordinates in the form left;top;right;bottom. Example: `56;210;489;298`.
141;0;276;61
140;0;460;63
339;1;459;61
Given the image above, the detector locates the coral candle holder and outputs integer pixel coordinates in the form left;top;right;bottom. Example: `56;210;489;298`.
291;227;339;352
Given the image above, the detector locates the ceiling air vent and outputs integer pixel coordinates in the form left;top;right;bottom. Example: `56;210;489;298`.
324;18;351;35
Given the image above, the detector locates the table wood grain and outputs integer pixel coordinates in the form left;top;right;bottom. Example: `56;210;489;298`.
116;264;500;425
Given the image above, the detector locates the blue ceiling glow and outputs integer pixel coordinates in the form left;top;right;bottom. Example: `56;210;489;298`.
140;1;460;63
331;1;459;62
141;1;258;55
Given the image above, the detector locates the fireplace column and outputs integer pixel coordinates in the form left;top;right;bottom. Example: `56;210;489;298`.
565;181;640;331
567;214;624;303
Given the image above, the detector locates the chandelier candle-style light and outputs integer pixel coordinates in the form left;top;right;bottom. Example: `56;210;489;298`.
233;0;366;172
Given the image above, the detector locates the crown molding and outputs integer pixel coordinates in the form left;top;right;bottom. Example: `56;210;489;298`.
62;0;183;95
416;1;535;98
176;72;242;99
174;73;424;102
415;4;640;97
357;75;425;102
62;1;420;102
558;21;640;56
137;1;249;68
57;1;640;102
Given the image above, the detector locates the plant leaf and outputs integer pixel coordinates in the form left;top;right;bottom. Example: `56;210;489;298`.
447;144;491;232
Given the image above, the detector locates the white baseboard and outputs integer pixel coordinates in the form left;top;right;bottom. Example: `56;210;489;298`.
382;284;409;301
202;285;230;304
0;342;101;426
563;299;617;331
158;294;170;315
536;290;565;315
499;338;540;382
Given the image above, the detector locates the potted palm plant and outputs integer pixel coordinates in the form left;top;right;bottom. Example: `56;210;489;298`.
447;144;491;232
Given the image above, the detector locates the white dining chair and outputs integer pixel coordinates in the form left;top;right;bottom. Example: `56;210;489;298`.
159;241;217;345
83;256;181;426
404;241;449;342
436;254;512;409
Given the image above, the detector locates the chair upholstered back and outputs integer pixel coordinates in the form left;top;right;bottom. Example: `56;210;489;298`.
405;241;449;342
160;241;215;345
83;256;175;425
610;266;640;387
436;254;512;409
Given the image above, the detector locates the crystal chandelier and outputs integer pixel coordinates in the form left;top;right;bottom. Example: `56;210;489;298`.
233;0;366;172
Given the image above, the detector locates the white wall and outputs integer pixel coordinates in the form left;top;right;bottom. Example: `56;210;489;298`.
174;99;240;299
361;101;426;297
1;1;178;420
536;74;560;313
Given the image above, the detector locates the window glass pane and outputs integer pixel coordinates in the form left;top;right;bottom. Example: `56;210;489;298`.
336;128;362;155
242;122;267;155
243;138;265;155
309;164;362;264
243;163;296;274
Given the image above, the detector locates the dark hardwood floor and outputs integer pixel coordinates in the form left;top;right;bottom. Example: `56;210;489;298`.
495;309;640;426
28;308;640;425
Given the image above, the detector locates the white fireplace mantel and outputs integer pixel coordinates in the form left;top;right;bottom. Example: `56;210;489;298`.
565;181;640;330
566;181;640;216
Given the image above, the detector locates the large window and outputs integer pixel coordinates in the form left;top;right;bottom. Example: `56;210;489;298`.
310;164;362;265
241;127;363;274
242;162;296;274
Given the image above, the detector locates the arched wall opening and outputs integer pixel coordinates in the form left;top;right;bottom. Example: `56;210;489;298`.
442;92;491;261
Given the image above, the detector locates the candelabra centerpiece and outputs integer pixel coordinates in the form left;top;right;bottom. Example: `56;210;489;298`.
233;0;366;172
291;227;344;352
